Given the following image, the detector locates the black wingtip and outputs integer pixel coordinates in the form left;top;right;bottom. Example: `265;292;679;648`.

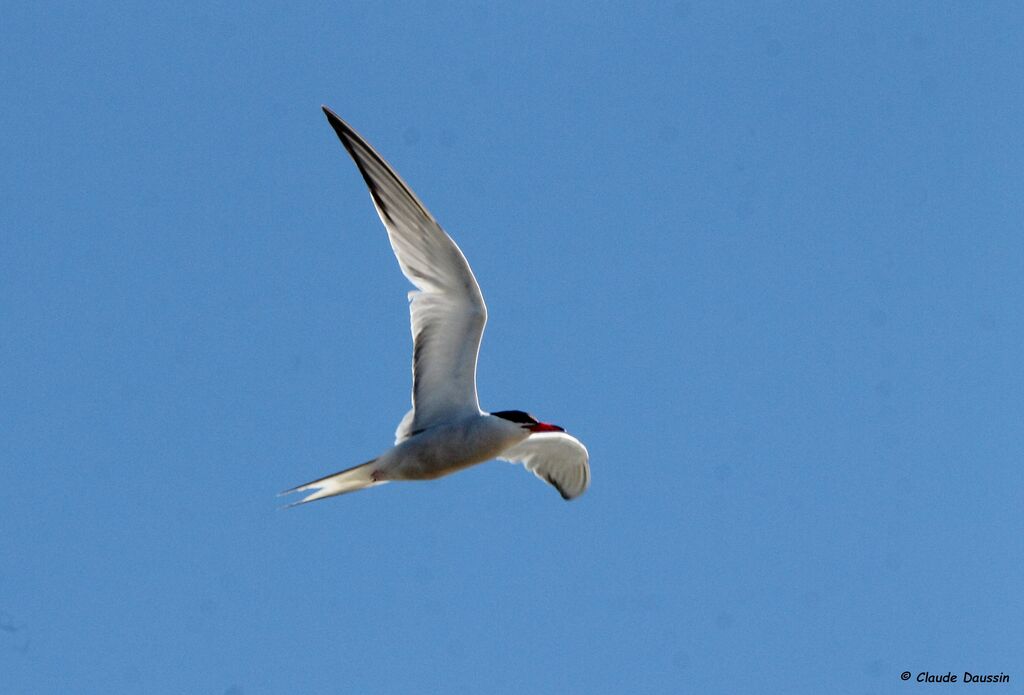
321;106;366;157
545;474;573;501
322;105;346;133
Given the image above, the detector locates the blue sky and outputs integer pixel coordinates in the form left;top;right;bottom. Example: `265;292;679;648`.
3;2;1022;693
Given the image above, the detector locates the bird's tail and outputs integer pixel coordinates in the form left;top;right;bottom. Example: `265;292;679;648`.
279;459;383;507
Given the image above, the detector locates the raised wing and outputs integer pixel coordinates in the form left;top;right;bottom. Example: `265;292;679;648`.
499;432;590;500
323;107;487;440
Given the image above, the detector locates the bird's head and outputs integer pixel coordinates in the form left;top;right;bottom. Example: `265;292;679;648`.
492;410;564;433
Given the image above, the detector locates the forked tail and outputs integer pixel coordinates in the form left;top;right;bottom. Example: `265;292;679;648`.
279;459;383;507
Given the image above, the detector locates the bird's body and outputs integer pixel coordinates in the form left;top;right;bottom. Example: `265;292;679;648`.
280;107;590;506
383;415;530;482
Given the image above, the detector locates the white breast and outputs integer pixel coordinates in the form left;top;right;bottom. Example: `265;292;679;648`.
384;416;528;481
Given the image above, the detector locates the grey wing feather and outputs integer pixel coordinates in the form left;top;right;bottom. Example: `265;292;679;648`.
499;432;591;500
323;107;487;440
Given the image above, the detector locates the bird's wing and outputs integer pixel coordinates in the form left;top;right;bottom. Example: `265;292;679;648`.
323;107;487;441
499;432;590;500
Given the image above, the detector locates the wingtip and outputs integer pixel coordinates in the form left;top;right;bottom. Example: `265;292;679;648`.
321;104;343;127
321;106;360;149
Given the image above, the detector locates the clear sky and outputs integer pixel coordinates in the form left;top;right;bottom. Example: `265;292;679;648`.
2;2;1022;693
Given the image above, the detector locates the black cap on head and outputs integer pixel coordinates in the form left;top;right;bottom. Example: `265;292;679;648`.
491;410;538;425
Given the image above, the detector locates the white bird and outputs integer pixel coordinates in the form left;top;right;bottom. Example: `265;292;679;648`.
280;107;590;506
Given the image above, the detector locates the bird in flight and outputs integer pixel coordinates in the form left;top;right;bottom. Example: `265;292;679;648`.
280;107;590;506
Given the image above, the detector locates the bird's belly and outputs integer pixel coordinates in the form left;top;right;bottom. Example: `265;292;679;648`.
390;424;521;481
414;457;480;480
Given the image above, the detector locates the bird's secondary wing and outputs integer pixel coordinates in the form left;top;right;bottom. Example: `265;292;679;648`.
323;107;487;441
499;432;591;500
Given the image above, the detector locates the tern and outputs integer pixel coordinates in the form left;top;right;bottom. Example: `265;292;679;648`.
280;107;590;506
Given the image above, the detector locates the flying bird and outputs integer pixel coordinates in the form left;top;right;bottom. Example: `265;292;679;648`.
280;107;590;506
